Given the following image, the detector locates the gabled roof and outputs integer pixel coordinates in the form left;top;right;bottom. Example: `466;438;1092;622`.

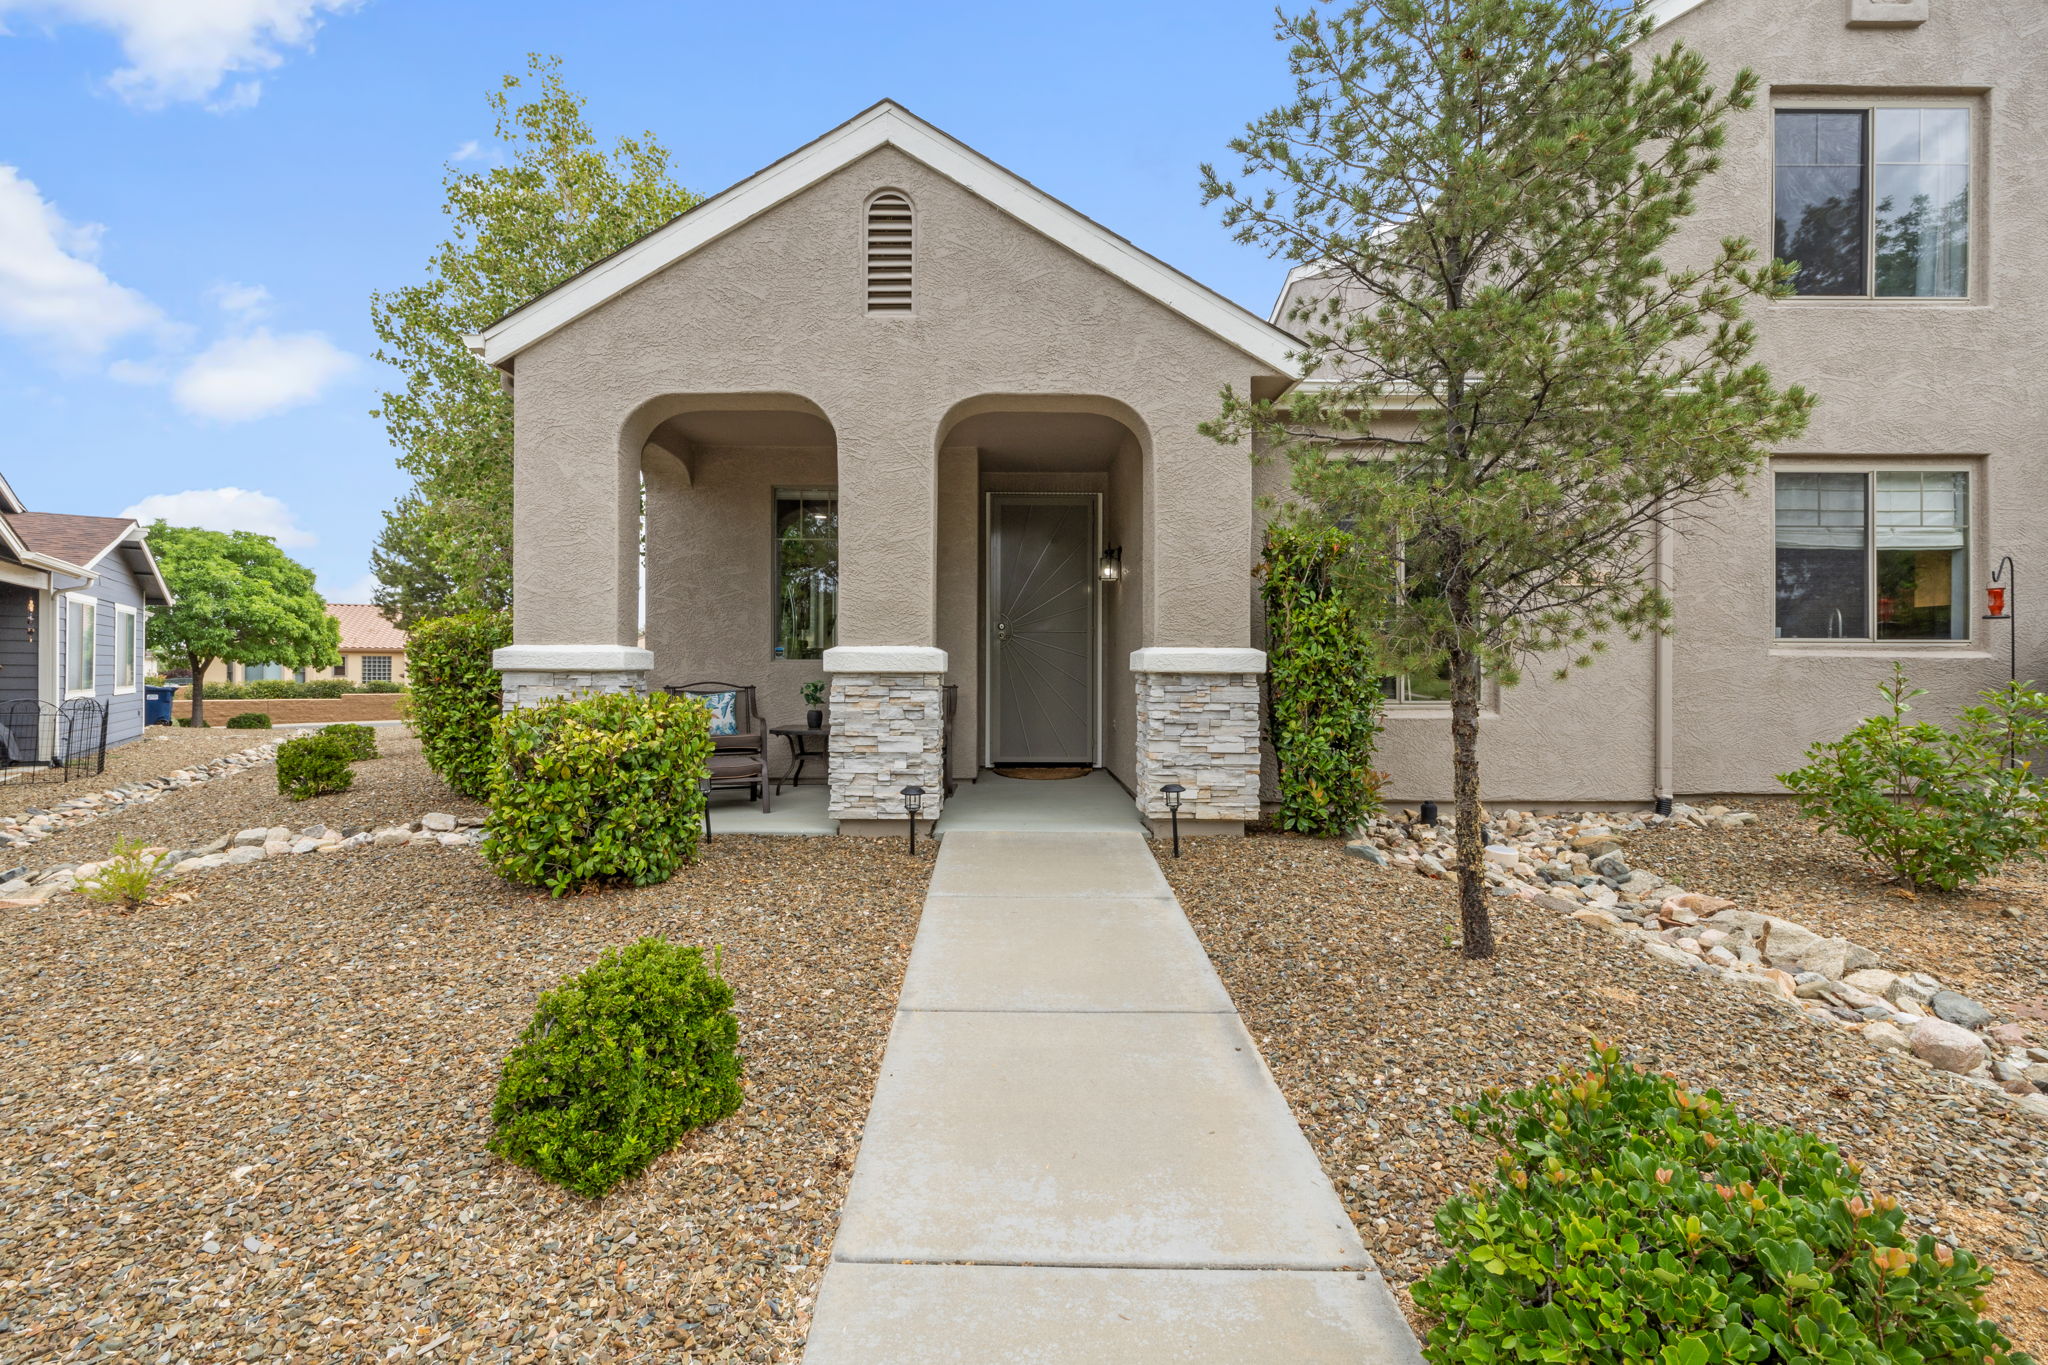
466;100;1302;377
6;512;136;568
326;602;406;651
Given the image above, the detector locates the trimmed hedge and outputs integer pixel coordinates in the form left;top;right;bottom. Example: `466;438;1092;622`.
359;680;405;693
324;723;380;761
485;690;712;897
490;937;743;1198
409;612;511;800
181;679;367;700
224;712;272;729
1414;1045;2027;1365
276;731;355;800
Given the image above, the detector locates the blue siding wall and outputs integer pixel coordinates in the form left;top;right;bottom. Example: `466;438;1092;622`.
0;585;35;706
56;554;148;750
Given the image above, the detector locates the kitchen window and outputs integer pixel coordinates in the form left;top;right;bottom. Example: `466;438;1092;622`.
1774;106;1970;298
1774;470;1969;641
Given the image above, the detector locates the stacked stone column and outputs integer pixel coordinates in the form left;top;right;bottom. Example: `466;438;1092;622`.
1131;648;1265;830
492;646;653;710
824;647;948;826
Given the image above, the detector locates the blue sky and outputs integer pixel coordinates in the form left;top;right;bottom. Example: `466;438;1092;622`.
0;0;1298;603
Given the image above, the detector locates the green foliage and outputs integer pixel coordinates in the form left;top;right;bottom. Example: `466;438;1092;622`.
408;611;512;800
800;679;826;709
324;723;381;761
182;679;359;700
1202;0;1813;957
486;690;712;896
1259;523;1386;835
358;680;406;694
370;56;699;628
1416;1045;2028;1365
224;712;272;729
145;523;342;726
276;731;356;801
1778;664;2048;892
490;936;742;1198
77;837;173;907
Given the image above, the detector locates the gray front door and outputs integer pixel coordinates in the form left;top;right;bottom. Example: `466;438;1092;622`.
987;494;1097;765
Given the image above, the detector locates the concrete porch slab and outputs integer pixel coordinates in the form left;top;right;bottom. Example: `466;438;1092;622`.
926;831;1172;901
898;896;1234;1013
830;1009;1367;1269
699;783;836;836
803;1263;1423;1365
934;769;1148;834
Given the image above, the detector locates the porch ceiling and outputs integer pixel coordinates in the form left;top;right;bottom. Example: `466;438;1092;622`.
950;412;1127;472
653;409;836;447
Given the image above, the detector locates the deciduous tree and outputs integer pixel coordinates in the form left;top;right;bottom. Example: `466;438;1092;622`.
1204;0;1813;957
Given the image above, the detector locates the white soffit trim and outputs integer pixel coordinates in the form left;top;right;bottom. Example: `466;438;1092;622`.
472;101;1302;377
493;645;654;672
1130;647;1267;674
822;645;948;674
1642;0;1716;28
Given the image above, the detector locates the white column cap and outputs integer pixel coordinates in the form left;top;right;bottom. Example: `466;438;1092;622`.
1130;647;1267;674
822;645;949;674
493;645;653;672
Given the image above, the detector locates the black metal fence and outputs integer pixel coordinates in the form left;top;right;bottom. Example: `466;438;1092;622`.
0;699;110;785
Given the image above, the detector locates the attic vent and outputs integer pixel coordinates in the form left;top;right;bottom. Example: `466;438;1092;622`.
865;191;914;313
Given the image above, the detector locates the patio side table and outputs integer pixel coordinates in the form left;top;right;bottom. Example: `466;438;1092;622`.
770;724;828;793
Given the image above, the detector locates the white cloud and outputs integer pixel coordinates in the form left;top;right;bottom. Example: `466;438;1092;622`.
0;165;162;355
121;486;315;547
319;571;381;602
208;281;271;319
0;0;360;110
171;326;354;421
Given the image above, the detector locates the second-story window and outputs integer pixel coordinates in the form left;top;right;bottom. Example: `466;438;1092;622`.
1774;106;1970;299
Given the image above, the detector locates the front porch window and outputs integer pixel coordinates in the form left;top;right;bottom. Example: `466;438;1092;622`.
774;488;838;659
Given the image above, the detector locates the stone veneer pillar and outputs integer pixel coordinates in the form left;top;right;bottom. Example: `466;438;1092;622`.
492;645;653;709
1131;647;1266;830
823;646;947;829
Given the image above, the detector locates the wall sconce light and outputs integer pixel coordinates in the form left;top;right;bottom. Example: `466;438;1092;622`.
1098;545;1123;583
901;784;926;855
1160;782;1185;857
23;595;34;645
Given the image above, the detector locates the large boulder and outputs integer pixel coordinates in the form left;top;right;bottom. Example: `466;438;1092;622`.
1910;1017;1987;1074
1758;918;1879;980
1929;990;1994;1030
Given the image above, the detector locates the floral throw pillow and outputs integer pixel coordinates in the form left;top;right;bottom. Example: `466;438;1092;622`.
700;689;740;736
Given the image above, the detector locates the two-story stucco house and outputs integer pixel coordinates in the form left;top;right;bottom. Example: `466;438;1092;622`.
472;0;2038;830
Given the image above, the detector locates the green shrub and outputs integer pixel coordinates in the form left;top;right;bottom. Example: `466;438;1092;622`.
490;937;743;1198
183;682;242;699
486;690;712;896
1778;664;2048;892
1258;523;1386;836
358;679;405;693
77;837;173;907
224;712;272;729
276;731;355;800
1415;1045;2028;1365
324;722;379;760
410;611;512;800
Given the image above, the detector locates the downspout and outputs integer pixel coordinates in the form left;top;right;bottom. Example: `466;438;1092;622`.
1652;515;1674;813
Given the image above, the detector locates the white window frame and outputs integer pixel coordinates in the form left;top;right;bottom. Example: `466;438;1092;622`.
64;595;98;698
114;604;139;694
1771;94;1981;303
1771;459;1978;647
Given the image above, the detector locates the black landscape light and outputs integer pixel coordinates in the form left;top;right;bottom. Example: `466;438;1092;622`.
902;784;926;855
1160;782;1185;858
1418;800;1439;827
701;777;713;841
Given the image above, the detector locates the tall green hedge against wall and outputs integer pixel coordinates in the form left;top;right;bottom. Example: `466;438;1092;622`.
408;611;511;799
485;690;712;896
1259;524;1385;836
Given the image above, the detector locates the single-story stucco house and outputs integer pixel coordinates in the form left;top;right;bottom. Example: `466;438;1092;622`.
465;0;2039;831
0;472;172;763
205;603;407;687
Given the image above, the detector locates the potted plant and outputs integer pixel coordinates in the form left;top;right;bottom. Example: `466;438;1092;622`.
801;680;826;731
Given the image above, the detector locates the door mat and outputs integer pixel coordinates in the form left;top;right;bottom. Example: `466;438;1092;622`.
992;765;1092;780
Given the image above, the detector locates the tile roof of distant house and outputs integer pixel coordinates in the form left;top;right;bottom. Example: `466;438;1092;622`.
326;603;406;651
3;512;137;568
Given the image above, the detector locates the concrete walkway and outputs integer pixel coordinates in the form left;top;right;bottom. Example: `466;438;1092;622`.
803;831;1420;1363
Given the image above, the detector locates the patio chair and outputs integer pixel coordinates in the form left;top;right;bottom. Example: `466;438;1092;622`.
665;681;770;813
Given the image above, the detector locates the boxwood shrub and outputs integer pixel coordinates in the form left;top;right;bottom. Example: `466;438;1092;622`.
324;722;380;761
485;690;711;897
409;611;511;800
1415;1045;2028;1365
224;712;271;729
490;936;743;1198
276;731;355;800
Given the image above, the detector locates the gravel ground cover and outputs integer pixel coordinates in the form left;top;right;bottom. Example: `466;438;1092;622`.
1161;833;2048;1352
15;730;484;876
3;729;276;806
1631;798;2048;1024
0;835;931;1362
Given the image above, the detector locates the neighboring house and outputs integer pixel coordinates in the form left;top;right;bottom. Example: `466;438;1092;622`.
0;473;172;756
202;603;406;687
471;3;2039;827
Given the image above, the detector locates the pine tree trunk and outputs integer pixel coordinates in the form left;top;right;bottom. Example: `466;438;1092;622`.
1449;643;1495;960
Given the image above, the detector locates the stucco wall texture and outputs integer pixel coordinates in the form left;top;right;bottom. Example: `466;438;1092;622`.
1266;0;2043;804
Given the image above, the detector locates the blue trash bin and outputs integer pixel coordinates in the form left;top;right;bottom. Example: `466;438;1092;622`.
144;684;177;726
